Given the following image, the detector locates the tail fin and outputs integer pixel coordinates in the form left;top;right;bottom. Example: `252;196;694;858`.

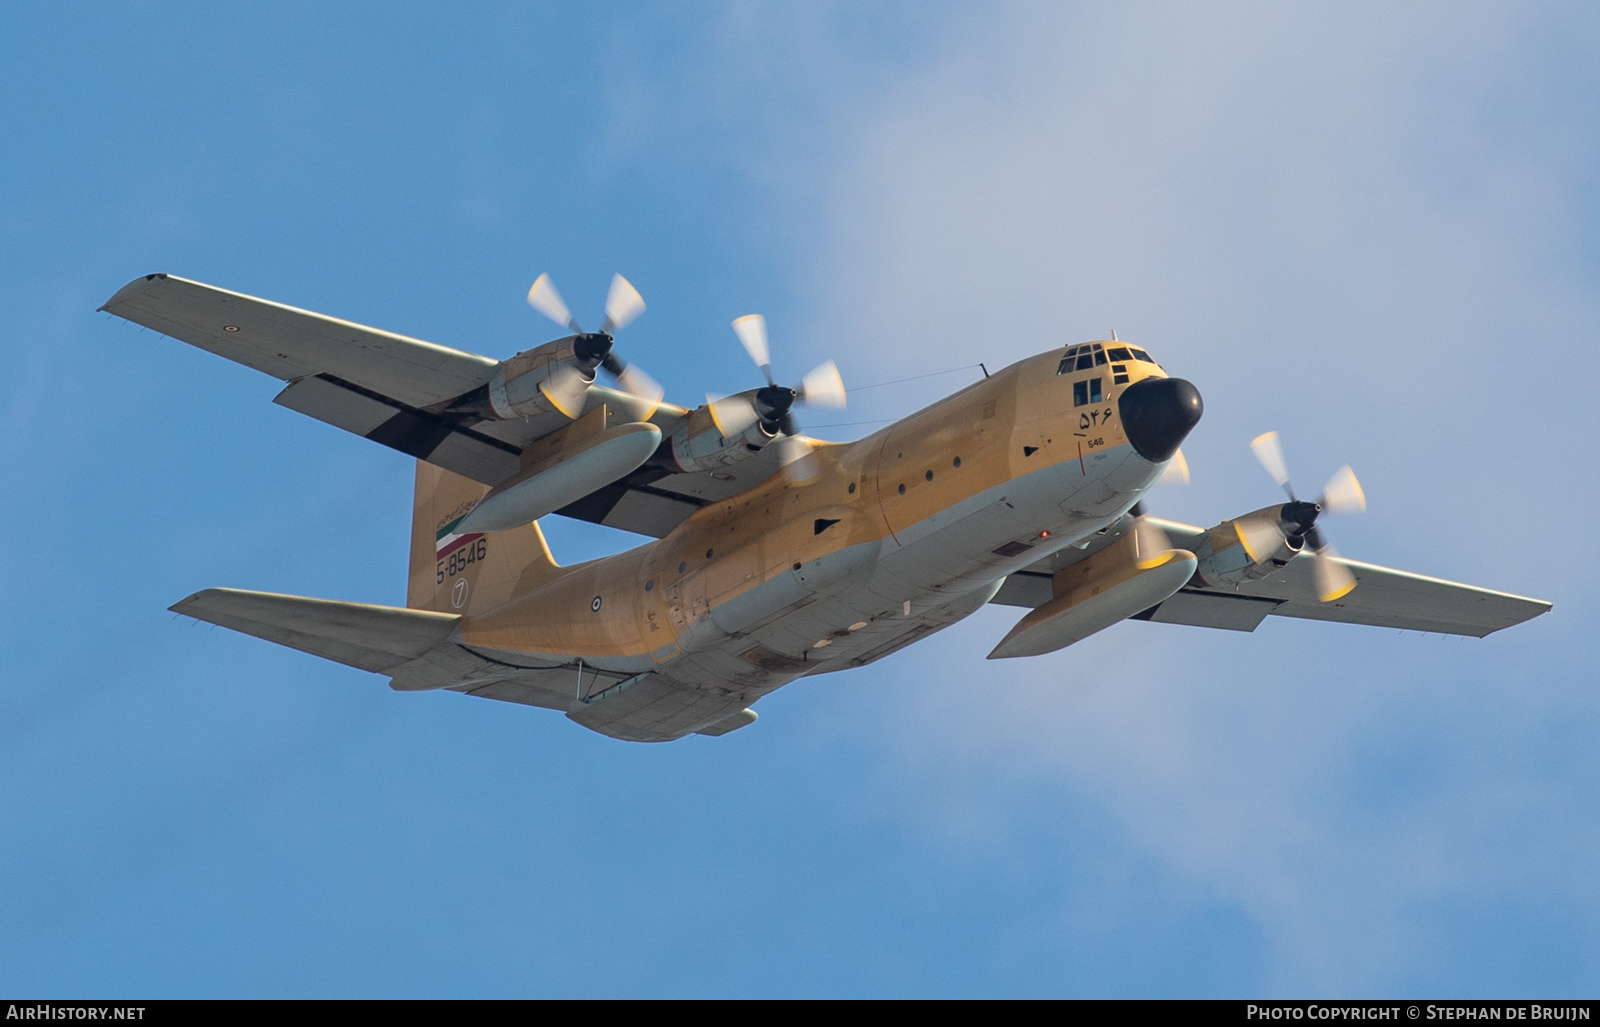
407;461;564;616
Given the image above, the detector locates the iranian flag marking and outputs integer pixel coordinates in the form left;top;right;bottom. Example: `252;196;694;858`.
435;515;484;560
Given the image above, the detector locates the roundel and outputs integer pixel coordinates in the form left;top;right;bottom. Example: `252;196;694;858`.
591;596;603;613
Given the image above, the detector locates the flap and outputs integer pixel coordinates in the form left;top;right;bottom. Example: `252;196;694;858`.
170;587;461;673
274;374;521;486
1130;589;1279;632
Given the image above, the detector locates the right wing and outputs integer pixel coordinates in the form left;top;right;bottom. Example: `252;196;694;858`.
1178;552;1551;637
995;516;1550;638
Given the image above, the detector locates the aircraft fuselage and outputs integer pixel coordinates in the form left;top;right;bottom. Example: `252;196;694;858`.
447;345;1201;734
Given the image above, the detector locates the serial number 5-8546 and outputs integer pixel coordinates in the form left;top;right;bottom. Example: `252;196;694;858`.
437;538;487;583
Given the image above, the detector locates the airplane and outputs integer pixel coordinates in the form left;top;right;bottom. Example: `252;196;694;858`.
101;272;1552;742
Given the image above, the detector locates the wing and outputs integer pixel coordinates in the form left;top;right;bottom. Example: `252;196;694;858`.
1178;553;1551;637
993;517;1550;638
103;273;537;482
104;273;498;406
104;273;798;538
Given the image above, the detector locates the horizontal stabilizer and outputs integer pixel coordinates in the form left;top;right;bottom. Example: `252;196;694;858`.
170;587;460;673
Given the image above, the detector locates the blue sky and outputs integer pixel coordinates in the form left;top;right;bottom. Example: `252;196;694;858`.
2;2;1597;997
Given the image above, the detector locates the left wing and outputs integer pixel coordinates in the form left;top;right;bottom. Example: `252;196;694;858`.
105;273;828;538
103;273;535;484
103;273;497;408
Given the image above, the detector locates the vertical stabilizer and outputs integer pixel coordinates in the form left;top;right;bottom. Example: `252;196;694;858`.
407;461;564;616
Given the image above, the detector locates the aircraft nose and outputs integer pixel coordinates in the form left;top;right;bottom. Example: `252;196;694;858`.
1118;376;1203;463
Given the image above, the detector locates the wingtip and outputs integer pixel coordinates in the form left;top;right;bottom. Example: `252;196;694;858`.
101;272;172;312
167;586;232;616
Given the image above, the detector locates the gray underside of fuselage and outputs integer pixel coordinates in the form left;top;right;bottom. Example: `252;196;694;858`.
447;443;1156;742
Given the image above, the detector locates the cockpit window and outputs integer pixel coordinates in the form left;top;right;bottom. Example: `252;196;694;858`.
1130;348;1155;363
1106;346;1132;362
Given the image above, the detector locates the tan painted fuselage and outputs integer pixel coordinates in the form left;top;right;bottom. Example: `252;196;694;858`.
405;345;1176;732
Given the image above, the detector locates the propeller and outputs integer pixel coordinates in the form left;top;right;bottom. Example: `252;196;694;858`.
1155;448;1190;486
1132;512;1175;569
708;314;846;481
1247;431;1367;602
525;272;664;416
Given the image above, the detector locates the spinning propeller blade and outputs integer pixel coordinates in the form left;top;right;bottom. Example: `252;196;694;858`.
799;361;846;409
538;363;591;419
1133;516;1173;568
615;363;664;406
775;434;820;483
601;274;646;335
1318;465;1366;515
707;391;760;437
1250;431;1294;498
1311;544;1357;603
1156;448;1190;486
527;273;580;332
731;315;773;384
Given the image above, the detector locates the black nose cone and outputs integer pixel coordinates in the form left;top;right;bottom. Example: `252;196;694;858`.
1118;377;1203;463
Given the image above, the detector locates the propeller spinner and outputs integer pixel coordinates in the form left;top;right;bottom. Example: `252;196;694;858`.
708;314;846;481
1245;431;1367;602
525;272;664;416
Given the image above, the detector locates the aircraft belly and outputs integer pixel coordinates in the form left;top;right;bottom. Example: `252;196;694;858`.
876;444;1152;595
444;438;1159;738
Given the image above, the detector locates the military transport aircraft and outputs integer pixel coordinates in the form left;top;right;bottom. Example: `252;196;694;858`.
102;272;1551;742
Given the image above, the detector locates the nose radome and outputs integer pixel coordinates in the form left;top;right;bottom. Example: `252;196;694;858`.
1118;377;1203;463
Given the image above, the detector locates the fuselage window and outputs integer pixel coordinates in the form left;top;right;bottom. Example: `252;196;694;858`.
1130;348;1155;363
1107;347;1132;362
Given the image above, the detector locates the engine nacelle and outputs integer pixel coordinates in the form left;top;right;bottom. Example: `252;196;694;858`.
1190;505;1303;588
490;337;598;419
443;335;608;422
661;404;778;473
